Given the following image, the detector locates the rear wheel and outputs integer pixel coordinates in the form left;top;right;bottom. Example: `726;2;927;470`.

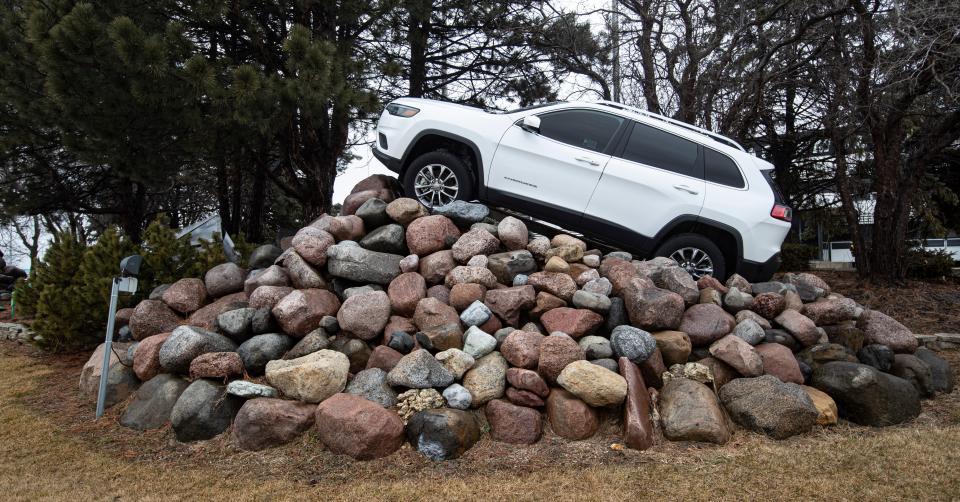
654;233;727;280
402;151;474;208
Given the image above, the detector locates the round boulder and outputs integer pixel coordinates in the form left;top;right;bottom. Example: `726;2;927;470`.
314;393;405;460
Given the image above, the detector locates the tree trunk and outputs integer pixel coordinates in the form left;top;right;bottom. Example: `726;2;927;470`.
866;138;911;282
215;157;233;235
246;159;267;243
407;0;432;98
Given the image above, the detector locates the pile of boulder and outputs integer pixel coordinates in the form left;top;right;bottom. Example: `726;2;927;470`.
0;250;28;302
81;175;955;461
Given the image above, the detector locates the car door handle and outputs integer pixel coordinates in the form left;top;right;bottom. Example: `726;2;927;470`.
673;184;699;195
574;156;600;166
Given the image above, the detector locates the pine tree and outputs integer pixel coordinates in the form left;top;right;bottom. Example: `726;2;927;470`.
12;270;42;319
30;232;88;351
68;227;139;343
139;216;199;290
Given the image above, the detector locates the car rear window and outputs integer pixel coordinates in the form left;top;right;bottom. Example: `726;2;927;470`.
620;122;699;176
704;148;745;188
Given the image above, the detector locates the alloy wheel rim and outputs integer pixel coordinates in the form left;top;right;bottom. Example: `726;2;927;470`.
670;247;714;279
413;163;459;208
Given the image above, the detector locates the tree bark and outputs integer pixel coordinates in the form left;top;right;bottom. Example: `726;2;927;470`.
406;0;432;98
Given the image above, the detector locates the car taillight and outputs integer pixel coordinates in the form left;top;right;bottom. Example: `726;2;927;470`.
771;204;792;222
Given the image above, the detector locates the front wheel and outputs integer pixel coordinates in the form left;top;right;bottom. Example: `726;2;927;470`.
402;151;474;208
654;233;727;280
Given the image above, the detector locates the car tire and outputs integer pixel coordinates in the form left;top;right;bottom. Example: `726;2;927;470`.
402;151;475;208
654;233;727;280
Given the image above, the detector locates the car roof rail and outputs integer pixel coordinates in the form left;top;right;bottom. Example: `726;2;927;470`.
595;100;746;152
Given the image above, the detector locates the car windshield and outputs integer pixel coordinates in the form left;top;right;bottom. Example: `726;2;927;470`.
487;101;565;114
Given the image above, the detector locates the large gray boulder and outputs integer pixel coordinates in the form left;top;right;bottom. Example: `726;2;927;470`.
387;349;454;389
158;325;238;374
120;374;190;431
719;375;818;439
890;354;935;398
811;361;921;426
326;242;403;284
248;244;283;269
204;262;246;298
659;377;731;444
914;347;954;394
406;408;481;460
346;368;398;407
170;379;243;442
237;333;295;376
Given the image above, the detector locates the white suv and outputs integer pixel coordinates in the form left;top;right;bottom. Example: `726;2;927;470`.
372;98;792;281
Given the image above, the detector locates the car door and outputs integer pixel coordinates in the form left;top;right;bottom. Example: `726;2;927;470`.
584;120;706;249
486;108;626;222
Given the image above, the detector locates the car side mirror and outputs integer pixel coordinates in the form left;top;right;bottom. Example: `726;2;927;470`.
521;115;541;133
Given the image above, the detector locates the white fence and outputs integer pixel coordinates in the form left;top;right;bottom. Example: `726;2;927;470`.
821;238;960;263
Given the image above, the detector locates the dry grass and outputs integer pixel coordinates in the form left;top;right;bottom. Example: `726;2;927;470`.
2;341;960;501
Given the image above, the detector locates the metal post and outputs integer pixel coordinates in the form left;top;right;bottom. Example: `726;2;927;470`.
95;277;121;420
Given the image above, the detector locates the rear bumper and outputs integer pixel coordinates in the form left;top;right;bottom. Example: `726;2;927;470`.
738;253;781;282
372;146;402;174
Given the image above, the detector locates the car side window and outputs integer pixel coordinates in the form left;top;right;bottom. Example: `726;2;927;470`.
536;110;624;153
704;148;745;188
620;122;699;176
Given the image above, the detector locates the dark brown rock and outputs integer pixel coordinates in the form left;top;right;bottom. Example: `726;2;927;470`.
623;281;685;331
500;330;545;369
546;388;599;440
314;393;405;460
506;387;546;407
419;250;457;285
678;303;736;346
133;332;171;381
186;292;248;330
162;278;210;315
129;300;182;341
528;291;567;320
232;398;316;451
337;291;391;341
697;356;739;389
537;335;584;384
412;297;463;351
527;271;577;302
618;357;655;450
272;289;342;338
449;283;487;312
388;272;427;317
540;308;604;339
365;345;404;372
751;292;786;319
484;399;542;444
189;351;244;380
506;368;550;397
754;343;804;384
775;309;820;347
406;215;461;256
638;348;666;389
